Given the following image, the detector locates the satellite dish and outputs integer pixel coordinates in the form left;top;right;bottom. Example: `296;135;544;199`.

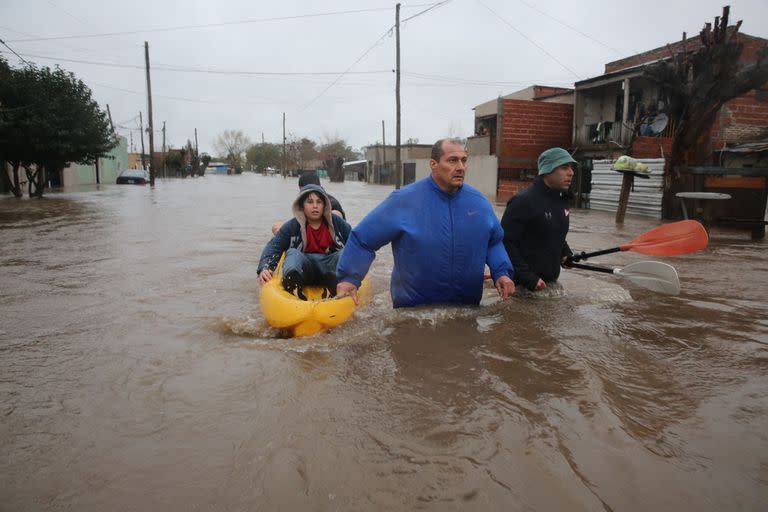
649;113;668;135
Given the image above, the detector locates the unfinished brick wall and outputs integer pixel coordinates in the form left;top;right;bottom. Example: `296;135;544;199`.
604;32;764;73
499;100;573;160
496;99;573;202
716;90;768;144
630;136;674;159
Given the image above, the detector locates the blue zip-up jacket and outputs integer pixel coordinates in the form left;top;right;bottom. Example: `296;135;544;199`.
336;176;513;308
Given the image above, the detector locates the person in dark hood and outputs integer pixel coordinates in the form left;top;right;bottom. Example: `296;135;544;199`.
258;184;351;298
298;171;345;219
271;171;346;235
500;147;575;291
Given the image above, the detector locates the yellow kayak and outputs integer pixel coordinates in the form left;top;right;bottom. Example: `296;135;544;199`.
259;254;372;337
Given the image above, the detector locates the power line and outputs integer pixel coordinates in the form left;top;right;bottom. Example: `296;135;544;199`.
402;0;453;22
0;38;30;65
45;0;92;28
475;0;581;79
0;50;393;77
302;25;395;110
514;0;624;56
302;1;451;110
5;5;438;43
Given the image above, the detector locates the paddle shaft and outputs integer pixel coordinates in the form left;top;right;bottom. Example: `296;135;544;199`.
570;247;621;262
569;262;615;274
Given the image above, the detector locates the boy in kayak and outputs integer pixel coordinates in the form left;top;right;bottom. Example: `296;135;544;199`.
258;184;351;299
271;172;345;235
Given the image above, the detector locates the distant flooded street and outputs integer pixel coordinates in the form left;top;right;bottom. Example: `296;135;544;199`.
1;174;767;511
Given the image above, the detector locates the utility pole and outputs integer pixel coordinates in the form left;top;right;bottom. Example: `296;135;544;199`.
262;132;265;144
395;3;402;189
194;127;199;156
381;120;386;183
129;131;133;153
144;41;156;186
161;121;166;177
139;111;146;170
106;104;115;136
282;112;287;178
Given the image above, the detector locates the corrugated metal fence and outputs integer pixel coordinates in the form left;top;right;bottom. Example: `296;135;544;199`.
589;158;665;219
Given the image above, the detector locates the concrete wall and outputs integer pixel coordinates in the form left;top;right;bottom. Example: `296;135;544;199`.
413;155;498;202
411;158;432;182
465;155;498;201
62;136;129;187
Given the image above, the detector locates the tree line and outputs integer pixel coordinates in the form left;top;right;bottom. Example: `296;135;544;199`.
212;129;361;175
0;57;115;197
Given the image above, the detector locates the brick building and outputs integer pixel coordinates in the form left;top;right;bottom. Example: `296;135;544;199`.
572;30;767;232
467;85;574;202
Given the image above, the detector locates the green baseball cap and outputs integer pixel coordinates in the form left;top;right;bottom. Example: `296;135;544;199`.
538;147;577;176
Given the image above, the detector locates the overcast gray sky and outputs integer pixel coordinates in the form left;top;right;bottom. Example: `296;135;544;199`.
2;0;767;156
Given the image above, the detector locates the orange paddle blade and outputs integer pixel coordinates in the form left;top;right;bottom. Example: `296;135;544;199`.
621;220;708;255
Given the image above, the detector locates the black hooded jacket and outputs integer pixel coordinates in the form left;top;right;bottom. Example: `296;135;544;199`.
500;177;572;290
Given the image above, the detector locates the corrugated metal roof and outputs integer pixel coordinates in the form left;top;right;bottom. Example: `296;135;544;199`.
589;159;665;219
718;141;768;153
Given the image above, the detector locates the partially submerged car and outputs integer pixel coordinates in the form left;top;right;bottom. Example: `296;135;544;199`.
116;169;150;185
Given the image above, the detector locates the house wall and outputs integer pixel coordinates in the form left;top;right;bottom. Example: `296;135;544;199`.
604;32;764;73
411;155;497;201
715;90;768;145
62;136;128;187
412;159;432;182
631;136;674;159
465;155;498;201
363;144;432;162
538;92;575;104
499;99;573;162
495;99;573;202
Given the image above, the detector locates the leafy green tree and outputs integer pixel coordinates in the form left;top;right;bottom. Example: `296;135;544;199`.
0;57;115;197
318;138;360;162
287;137;318;170
199;153;211;176
318;137;360;182
246;142;281;173
164;150;183;176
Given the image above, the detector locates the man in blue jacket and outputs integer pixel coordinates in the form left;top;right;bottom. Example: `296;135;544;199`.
336;138;515;308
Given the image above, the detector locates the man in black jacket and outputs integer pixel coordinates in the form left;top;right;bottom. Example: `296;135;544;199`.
501;147;575;291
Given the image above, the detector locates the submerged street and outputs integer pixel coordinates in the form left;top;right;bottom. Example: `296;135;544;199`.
1;174;767;510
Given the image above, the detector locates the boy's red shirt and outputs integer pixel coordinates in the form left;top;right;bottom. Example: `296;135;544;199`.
304;222;332;253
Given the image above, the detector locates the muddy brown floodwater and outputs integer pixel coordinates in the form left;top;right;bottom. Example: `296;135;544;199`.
1;173;767;511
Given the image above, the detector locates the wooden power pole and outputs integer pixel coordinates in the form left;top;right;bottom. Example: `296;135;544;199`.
381;120;386;182
395;3;402;189
145;41;156;186
282;112;287;178
139;111;146;170
161;121;166;177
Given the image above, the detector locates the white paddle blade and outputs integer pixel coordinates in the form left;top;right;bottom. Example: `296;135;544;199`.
614;261;681;295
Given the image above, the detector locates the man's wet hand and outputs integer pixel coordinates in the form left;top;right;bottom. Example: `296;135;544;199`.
495;275;515;299
336;281;359;305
